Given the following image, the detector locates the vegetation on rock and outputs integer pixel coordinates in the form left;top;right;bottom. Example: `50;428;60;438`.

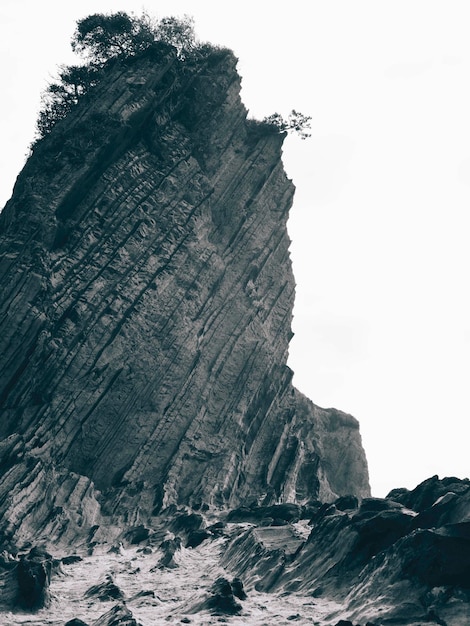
35;11;196;140
262;110;312;140
35;11;311;143
71;11;196;63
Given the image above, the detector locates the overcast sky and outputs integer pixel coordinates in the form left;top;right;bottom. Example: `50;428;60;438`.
1;1;469;497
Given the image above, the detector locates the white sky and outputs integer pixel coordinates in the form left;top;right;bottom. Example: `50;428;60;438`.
1;1;469;497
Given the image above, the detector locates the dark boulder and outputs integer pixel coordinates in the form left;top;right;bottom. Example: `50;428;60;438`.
412;489;470;530
386;486;409;501
334;495;359;511
170;512;204;534
85;575;124;601
226;506;252;522
65;620;89;626
231;577;247;600
16;546;53;609
205;577;244;614
263;503;302;523
227;503;301;525
92;603;140;626
400;528;470;588
350;507;414;562
207;521;225;536
124;525;150;545
308;502;337;525
62;555;83;565
387;475;470;513
358;497;403;513
154;537;182;569
301;499;322;519
129;589;155;602
186;529;211;548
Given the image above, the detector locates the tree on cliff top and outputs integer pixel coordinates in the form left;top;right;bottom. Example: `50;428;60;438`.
35;12;196;140
71;12;155;63
34;11;310;144
71;12;195;63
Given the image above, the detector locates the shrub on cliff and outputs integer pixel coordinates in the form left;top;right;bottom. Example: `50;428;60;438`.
71;12;156;63
71;12;196;64
37;64;102;137
262;110;312;140
34;12;197;141
33;11;311;146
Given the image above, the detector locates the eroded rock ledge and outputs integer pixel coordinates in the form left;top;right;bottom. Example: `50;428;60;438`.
0;44;369;547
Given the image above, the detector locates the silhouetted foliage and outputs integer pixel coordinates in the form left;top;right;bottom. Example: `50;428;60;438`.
71;12;195;64
33;10;309;147
154;15;196;57
34;11;197;141
262;110;312;139
36;64;102;137
71;12;156;63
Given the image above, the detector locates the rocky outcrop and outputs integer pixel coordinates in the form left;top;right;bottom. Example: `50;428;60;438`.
0;43;369;546
0;476;467;624
223;476;470;625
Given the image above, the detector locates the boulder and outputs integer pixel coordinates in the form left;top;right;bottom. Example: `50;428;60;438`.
204;577;244;615
124;525;150;545
16;546;53;609
85;575;124;601
186;530;211;548
154;537;182;569
92;604;140;626
334;495;359;511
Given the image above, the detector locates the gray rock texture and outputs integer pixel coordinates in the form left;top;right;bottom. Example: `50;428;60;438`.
0;45;369;545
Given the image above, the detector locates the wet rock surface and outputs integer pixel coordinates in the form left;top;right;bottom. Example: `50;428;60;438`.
220;476;470;624
92;603;141;626
85;574;125;602
16;546;53;610
201;576;245;614
0;478;468;624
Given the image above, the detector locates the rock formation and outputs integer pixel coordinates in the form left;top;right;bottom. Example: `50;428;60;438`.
1;33;469;626
222;475;470;625
0;42;369;547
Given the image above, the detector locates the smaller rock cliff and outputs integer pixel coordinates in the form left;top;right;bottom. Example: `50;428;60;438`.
0;42;369;545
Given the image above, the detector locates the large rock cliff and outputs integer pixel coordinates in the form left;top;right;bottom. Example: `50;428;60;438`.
0;44;369;545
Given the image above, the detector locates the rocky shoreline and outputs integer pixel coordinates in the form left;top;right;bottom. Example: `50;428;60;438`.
1;476;469;625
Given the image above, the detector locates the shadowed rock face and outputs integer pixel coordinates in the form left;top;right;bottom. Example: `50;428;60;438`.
0;45;369;545
222;476;470;625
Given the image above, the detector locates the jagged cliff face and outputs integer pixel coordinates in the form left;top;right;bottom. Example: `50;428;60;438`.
0;45;369;543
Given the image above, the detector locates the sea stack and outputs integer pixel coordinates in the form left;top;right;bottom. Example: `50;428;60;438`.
0;42;369;546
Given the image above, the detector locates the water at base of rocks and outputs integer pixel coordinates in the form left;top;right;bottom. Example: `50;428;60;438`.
2;534;348;626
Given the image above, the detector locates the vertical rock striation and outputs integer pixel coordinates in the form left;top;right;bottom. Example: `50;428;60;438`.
0;44;369;543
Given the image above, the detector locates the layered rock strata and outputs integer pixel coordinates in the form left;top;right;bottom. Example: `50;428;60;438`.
0;44;369;545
